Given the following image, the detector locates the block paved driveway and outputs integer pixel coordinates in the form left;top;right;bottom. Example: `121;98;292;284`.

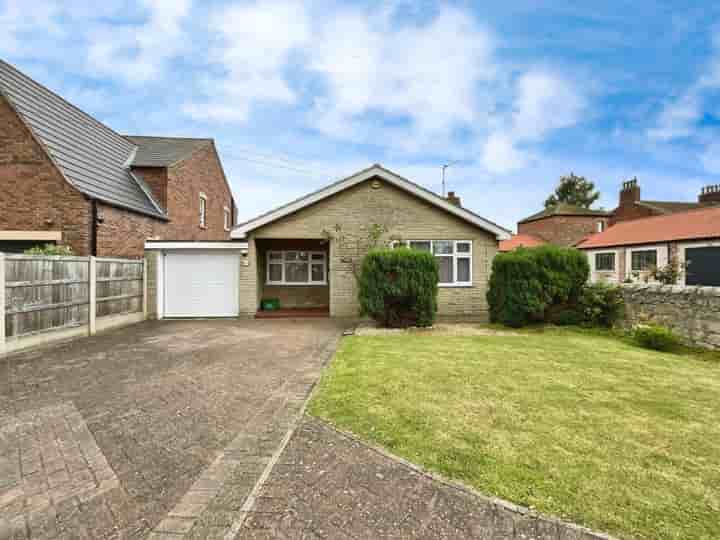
0;319;345;540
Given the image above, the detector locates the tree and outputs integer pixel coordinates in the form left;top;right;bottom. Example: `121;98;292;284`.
544;173;600;209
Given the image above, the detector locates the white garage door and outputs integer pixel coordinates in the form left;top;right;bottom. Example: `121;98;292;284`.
164;251;239;317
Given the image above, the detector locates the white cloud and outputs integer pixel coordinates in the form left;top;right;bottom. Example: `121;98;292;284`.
700;142;720;174
511;70;586;141
183;0;309;123
307;7;496;141
647;89;702;140
479;69;585;174
86;0;192;84
481;133;526;174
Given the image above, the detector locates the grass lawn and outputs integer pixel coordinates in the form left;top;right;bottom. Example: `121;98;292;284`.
309;328;720;540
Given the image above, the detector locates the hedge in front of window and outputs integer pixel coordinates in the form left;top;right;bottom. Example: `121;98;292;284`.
358;247;439;328
487;245;590;327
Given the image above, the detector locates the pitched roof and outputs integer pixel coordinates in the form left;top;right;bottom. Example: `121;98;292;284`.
577;206;720;249
231;164;512;240
124;136;212;167
0;59;165;219
499;234;546;252
518;203;609;224
636;200;707;213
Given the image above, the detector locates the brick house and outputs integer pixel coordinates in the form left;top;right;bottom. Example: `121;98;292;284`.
578;206;720;286
609;178;720;225
230;164;511;319
499;204;610;251
0;59;235;257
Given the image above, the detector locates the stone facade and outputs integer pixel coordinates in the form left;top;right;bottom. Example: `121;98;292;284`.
518;215;607;247
238;177;498;319
621;283;720;349
1;95;234;258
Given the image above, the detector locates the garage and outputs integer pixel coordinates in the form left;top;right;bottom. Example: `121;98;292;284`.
685;246;720;286
145;241;247;318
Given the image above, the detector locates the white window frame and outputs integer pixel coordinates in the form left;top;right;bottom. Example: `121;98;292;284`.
624;244;667;281
266;250;327;286
223;206;231;231
199;193;207;228
676;240;720;286
392;240;473;287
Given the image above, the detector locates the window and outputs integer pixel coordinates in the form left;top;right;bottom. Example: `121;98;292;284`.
596;221;606;233
393;240;472;286
224;207;231;231
595;252;615;271
631;249;657;271
199;193;207;228
266;251;326;285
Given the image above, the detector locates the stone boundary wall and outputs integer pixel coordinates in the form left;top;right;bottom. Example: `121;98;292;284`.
621;283;720;349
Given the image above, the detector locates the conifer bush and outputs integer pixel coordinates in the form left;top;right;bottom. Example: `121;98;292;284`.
358;248;438;328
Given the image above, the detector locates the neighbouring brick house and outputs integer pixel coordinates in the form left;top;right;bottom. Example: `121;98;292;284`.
0;59;235;257
577;206;720;286
609;178;720;225
499;203;610;251
229;164;511;319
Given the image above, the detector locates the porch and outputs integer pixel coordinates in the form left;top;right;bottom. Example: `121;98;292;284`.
255;239;330;316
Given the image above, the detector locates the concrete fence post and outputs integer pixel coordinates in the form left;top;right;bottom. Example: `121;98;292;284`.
89;256;97;336
0;252;6;356
142;257;148;320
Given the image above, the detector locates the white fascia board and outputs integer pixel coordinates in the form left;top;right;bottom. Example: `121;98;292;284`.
144;241;248;250
231;166;512;240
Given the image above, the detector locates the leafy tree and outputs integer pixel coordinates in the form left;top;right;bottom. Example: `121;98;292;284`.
544;173;600;209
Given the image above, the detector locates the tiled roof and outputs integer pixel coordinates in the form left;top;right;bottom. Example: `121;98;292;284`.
636;200;707;213
0;59;166;219
577;206;720;249
518;203;609;224
125;136;212;167
498;234;546;252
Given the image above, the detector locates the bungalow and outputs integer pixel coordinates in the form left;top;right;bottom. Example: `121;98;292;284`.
146;165;511;320
577;206;720;286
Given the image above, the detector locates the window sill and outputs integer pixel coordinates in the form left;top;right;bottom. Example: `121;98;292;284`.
439;283;473;288
199;225;207;230
266;282;328;287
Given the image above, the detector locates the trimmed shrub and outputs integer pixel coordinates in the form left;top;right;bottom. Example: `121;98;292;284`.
633;324;682;352
579;283;624;328
358;247;438;328
487;245;589;327
550;308;585;326
24;244;74;256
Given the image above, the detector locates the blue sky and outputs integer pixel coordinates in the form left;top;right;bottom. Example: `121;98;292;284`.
3;0;720;230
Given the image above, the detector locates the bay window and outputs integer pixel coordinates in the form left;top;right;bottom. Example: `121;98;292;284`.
266;251;327;285
393;240;472;286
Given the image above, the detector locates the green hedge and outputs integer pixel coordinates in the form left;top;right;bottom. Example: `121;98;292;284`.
358;248;438;327
487;245;590;327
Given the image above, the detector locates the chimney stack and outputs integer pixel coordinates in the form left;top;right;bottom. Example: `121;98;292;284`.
699;184;720;204
446;191;462;207
619;177;640;208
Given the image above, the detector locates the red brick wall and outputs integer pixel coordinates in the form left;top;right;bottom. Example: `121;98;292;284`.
0;95;91;254
518;215;607;246
95;203;161;258
132;166;168;209
163;143;234;241
608;203;657;226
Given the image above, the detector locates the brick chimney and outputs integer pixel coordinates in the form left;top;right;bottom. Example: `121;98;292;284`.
619;178;640;208
446;191;462;207
699;184;720;204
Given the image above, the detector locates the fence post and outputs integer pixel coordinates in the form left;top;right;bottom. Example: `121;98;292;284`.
0;253;6;356
89;256;96;336
142;257;148;320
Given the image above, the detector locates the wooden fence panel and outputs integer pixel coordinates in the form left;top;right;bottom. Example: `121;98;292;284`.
2;255;144;340
95;259;144;318
4;256;90;338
